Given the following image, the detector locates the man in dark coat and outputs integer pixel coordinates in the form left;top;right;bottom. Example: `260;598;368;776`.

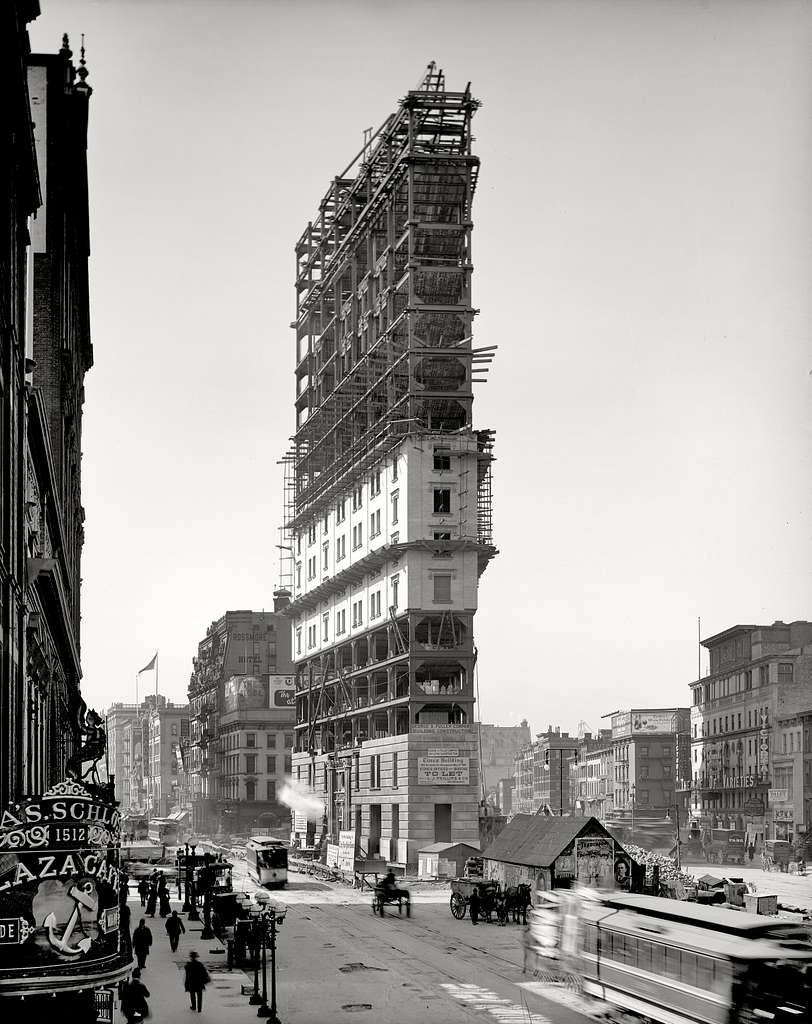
121;968;150;1023
132;918;153;970
469;886;480;926
166;909;186;952
183;950;210;1012
137;878;149;907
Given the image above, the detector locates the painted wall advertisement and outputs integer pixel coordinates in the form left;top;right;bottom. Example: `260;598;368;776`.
418;750;470;785
574;836;615;889
0;779;131;997
271;676;295;707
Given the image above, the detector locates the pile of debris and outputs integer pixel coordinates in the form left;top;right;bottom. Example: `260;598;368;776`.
626;844;698;888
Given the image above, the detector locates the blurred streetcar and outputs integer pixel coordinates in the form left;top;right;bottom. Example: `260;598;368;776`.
245;836;288;888
525;889;812;1024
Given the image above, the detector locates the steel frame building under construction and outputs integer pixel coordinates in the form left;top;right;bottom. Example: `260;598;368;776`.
284;65;496;867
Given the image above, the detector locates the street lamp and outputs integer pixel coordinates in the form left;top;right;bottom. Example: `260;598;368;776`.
257;903;286;1022
248;908;263;1006
188;843;200;921
182;842;191;912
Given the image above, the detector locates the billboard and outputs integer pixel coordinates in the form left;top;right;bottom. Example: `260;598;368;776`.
271;676;295;707
631;712;678;735
0;779;131;997
575;836;614;889
418;755;470;785
223;675;268;712
338;831;356;873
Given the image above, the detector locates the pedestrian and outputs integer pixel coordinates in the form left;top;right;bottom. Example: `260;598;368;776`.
138;878;149;907
183;950;210;1013
121;968;150;1023
158;874;171;917
166;909;186;952
145;881;158;918
132;918;153;971
469;886;480;926
748;845;755;863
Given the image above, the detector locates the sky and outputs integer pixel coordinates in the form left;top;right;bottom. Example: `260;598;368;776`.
29;0;812;734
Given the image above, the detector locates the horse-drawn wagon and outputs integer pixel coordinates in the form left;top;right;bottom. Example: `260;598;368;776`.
449;878;531;924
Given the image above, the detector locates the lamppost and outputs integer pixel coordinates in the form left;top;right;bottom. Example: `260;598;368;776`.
188;843;200;921
248;908;263;1006
254;893;286;1022
182;842;191;912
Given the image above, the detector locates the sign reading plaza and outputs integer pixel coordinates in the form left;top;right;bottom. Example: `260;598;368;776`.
0;779;131;998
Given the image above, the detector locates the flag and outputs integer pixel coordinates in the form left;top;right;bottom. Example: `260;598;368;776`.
138;653;157;674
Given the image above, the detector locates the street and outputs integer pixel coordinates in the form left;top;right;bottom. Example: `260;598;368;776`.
121;869;597;1023
681;859;812;913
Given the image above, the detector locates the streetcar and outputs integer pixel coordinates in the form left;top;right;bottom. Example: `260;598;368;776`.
545;891;812;1024
245;836;288;888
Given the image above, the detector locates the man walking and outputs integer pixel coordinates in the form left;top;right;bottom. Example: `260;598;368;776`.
183;950;210;1013
137;878;149;907
469;886;480;926
166;909;186;952
132;918;153;971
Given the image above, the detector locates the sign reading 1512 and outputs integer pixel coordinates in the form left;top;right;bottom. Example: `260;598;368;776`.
51;826;88;844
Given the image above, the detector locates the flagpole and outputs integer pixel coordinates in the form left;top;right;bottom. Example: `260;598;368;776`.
136;671;139;709
155;650;159;702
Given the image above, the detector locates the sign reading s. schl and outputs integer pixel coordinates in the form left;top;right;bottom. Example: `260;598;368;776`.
0;779;131;998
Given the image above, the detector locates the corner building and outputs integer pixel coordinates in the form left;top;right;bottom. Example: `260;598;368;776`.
285;66;496;867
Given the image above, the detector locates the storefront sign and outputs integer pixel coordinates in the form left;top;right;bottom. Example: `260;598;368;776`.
0;779;130;997
774;808;794;822
326;844;339;868
338;830;355;873
417;755;470;785
744;799;765;815
768;789;789;804
293;812;308;833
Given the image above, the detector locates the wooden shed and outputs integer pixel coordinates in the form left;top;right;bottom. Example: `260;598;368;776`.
417;842;481;880
481;814;639;895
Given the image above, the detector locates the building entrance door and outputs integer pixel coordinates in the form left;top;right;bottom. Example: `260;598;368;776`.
434;803;452;843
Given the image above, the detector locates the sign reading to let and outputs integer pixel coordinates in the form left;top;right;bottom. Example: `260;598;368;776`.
418;755;470;785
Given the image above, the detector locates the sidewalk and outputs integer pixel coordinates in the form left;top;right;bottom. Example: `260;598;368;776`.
121;894;266;1022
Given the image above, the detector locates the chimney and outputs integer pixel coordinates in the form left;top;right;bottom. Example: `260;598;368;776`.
273;588;291;612
555;726;560;736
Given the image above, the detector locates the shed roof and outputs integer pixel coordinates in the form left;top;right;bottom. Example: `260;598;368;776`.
482;814;610;868
418;842;480;855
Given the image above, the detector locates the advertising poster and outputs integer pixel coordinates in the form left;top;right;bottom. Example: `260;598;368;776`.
0;779;131;997
338;830;356;873
575;836;614;889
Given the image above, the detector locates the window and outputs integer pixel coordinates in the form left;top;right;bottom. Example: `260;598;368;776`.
352;523;363;549
433;447;452;471
370;591;382;619
336;535;346;561
336;498;346;524
662;745;671;757
307;555;316;580
778;663;794;684
759;664;769;686
266;755;276;774
336;608;346;634
433;488;451;514
323;513;329;534
171;724;178;736
433;574;452;603
391;491;399;525
246;733;256;748
296;533;302;556
307;624;316;648
322;612;329;642
370;754;381;789
392;752;398;788
639;745;649;758
391;531;399;544
370;509;381;538
267;733;277;749
307;522;317;544
392;456;398;482
245;780;255;801
296;628;302;655
663;764;672;777
434;531;451;541
352;599;363;628
391;574;399;611
370;469;381;496
640;765;649;779
322;542;329;570
284;754;292;773
245;754;256;773
267;780;276;801
296;562;302;588
352;486;363;511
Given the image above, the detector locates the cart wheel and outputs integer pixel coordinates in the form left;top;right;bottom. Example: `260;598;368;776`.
450;892;467;920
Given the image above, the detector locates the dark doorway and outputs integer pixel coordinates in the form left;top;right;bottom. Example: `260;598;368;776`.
369;803;381;856
434;803;452;843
